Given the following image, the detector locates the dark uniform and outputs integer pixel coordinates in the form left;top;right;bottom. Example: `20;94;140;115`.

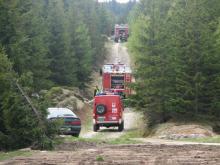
94;86;100;97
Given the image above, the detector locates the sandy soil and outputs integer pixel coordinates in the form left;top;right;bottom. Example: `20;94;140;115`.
105;42;130;66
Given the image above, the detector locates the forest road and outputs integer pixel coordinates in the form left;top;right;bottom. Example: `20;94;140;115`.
80;42;137;139
1;42;220;165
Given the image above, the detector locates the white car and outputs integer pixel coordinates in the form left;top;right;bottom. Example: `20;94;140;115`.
47;108;81;137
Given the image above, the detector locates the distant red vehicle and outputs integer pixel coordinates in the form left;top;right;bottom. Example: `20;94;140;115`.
114;24;129;42
102;63;132;98
93;94;124;132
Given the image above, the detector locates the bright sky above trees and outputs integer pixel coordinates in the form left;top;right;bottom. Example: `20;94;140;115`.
99;0;131;3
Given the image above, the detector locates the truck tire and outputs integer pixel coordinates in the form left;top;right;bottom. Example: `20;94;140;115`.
93;124;99;132
96;104;107;115
118;121;124;132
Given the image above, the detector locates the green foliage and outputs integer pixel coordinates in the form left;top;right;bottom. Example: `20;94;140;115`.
101;0;137;24
0;90;60;151
179;136;220;143
96;155;104;161
2;92;41;149
0;150;32;161
0;47;13;133
45;87;63;99
0;48;60;151
0;0;111;90
0;0;113;150
129;0;220;126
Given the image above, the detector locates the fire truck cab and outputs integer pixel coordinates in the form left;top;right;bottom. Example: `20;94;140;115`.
114;24;129;42
102;63;132;98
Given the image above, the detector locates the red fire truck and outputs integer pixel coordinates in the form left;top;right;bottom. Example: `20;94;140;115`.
101;63;132;98
93;94;124;132
114;24;129;42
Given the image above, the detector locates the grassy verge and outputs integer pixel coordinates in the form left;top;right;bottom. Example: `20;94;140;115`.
107;136;141;145
107;129;143;145
0;150;32;161
65;136;142;145
64;136;103;144
179;136;220;143
64;128;143;145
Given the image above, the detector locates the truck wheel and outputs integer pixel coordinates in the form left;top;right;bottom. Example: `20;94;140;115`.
118;121;124;132
96;104;107;115
93;124;99;132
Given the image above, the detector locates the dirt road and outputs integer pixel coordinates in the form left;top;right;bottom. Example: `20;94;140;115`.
105;42;130;66
81;107;141;139
81;42;138;139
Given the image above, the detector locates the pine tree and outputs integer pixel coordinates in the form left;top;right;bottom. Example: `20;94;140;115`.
0;46;13;135
74;24;93;88
0;0;16;53
65;1;93;88
128;0;174;125
167;0;220;118
0;0;52;90
46;0;74;86
129;0;220;124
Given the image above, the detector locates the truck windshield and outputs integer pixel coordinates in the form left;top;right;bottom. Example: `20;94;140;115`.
111;75;124;89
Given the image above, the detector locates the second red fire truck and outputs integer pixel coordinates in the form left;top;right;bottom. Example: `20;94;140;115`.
101;63;132;98
114;24;129;42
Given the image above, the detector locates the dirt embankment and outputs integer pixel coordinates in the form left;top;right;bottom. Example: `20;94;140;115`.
44;86;93;134
150;123;216;140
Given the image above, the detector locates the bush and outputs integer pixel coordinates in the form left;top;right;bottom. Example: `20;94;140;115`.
45;87;63;99
0;90;61;151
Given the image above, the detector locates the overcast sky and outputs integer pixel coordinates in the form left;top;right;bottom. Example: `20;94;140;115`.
98;0;132;3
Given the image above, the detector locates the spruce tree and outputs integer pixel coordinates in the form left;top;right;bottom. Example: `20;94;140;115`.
167;0;220;118
0;47;13;135
128;0;173;124
129;0;220;123
46;0;73;86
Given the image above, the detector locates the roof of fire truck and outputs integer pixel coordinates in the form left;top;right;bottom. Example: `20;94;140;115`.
115;24;128;29
102;63;131;73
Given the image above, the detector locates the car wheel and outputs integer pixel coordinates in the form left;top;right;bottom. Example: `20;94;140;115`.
118;121;124;132
93;124;99;132
96;104;107;115
72;133;79;137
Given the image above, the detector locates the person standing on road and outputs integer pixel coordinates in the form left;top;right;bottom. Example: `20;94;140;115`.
94;85;100;97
